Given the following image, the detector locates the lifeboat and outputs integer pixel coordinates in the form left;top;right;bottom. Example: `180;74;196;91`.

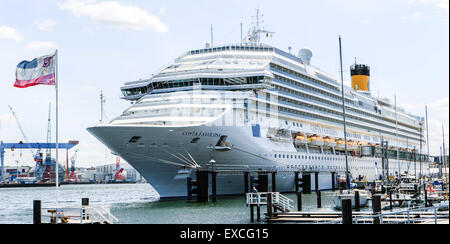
336;138;346;149
347;140;358;150
294;133;308;145
309;134;324;146
323;136;336;147
368;143;375;147
357;141;367;146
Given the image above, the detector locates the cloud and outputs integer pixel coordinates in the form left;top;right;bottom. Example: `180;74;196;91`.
0;26;23;41
25;41;58;52
408;0;449;22
58;0;168;33
36;19;57;32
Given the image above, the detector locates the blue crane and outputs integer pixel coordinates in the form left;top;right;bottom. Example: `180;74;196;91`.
0;141;79;183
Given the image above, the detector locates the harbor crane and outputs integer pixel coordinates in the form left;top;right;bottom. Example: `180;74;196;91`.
8;105;35;156
69;149;78;183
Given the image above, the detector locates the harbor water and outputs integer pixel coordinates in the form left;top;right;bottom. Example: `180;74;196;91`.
0;184;353;224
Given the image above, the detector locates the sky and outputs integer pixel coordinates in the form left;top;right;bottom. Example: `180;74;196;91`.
0;0;448;168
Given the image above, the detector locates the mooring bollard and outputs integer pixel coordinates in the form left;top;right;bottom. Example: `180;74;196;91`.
297;192;302;212
33;200;41;224
317;190;322;208
372;195;382;224
342;199;352;224
355;191;360;212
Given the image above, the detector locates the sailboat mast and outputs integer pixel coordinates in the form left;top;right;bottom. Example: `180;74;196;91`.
338;36;350;190
442;124;448;200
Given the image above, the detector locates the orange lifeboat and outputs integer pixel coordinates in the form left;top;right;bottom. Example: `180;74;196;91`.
347;140;358;150
357;141;367;146
336;138;346;149
294;133;308;145
309;134;324;146
323;136;336;147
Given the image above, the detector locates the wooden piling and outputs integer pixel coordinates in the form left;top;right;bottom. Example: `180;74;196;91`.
297;192;302;212
196;171;209;203
424;184;428;207
355;191;360;212
256;205;261;222
257;173;268;192
271;172;277;192
331;172;336;191
317;190;322;208
303;173;311;194
244;172;249;194
389;190;393;210
372;195;382;224
250;205;254;222
342;199;352;224
33;200;41;225
211;171;217;202
314;172;319;192
295;172;299;193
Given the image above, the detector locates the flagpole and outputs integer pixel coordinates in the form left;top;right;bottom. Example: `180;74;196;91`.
55;49;59;219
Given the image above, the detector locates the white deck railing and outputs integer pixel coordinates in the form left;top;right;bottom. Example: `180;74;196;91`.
42;205;119;224
246;192;294;212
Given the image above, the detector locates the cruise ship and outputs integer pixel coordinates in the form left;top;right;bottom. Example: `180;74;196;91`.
87;14;430;198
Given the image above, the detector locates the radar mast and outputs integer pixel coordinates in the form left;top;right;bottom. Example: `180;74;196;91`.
246;9;274;43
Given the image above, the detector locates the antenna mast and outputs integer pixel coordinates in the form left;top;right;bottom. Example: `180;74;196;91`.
247;9;274;43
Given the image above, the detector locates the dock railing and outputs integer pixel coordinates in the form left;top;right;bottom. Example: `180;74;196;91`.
42;205;119;224
352;204;449;224
246;192;294;212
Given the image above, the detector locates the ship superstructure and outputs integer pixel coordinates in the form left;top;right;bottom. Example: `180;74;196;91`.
88;13;429;198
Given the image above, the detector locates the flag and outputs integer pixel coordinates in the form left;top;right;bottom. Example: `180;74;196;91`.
14;53;56;88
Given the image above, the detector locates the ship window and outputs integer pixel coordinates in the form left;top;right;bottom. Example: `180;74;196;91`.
190;137;200;144
128;136;141;143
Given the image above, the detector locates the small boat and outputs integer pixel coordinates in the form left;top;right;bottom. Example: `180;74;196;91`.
323;136;336;147
333;189;370;209
309;134;324;146
294;134;308;145
347;140;358;150
336;138;346;149
357;141;367;146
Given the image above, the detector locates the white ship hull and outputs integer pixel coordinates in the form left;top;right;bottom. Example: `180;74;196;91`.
88;121;419;198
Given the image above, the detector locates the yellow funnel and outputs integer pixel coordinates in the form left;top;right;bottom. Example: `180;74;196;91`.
351;64;370;92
